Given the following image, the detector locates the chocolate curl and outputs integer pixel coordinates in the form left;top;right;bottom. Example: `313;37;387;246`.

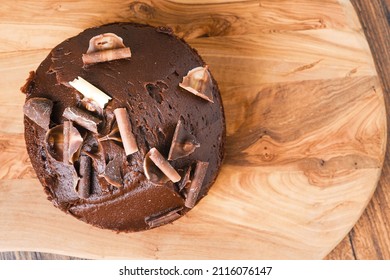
185;161;209;208
82;33;131;66
76;155;92;199
145;208;183;229
63;122;70;164
113;108;138;155
143;152;170;185
45;124;65;162
98;122;122;143
83;48;131;65
146;148;181;183
62;106;101;133
71;166;80;194
63;121;83;164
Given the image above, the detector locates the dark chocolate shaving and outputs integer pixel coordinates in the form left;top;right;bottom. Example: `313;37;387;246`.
185;161;209;208
98;176;111;192
82;135;106;174
103;107;116;135
76;155;92;199
23;97;53;130
98;122;122;143
168;119;200;160
102;155;123;188
62;106;101;133
45;124;65;162
63;121;83;164
179;166;192;193
82;33;131;66
71;165;80;193
145;207;183;228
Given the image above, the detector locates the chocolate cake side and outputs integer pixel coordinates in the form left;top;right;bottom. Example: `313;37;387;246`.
22;22;225;232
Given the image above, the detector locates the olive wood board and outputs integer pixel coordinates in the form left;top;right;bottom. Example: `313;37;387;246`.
0;0;386;259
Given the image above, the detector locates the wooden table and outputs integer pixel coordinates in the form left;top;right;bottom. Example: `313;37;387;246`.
1;0;389;260
325;0;390;259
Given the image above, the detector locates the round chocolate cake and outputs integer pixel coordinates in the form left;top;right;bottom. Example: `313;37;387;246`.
21;22;225;232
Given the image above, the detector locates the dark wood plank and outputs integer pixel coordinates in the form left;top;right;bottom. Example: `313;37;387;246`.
385;0;390;10
327;0;390;260
324;235;355;260
0;251;84;260
349;144;390;259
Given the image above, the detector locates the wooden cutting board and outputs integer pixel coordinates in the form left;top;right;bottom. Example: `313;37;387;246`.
0;0;386;259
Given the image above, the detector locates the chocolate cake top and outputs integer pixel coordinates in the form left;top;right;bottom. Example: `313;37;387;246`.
22;22;225;232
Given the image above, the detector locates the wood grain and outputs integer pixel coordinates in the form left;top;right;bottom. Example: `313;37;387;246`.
0;0;387;259
328;0;390;260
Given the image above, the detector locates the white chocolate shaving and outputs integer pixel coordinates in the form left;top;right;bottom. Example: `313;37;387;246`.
69;76;112;109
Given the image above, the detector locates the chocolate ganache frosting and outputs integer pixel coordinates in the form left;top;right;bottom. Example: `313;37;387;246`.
21;22;225;232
